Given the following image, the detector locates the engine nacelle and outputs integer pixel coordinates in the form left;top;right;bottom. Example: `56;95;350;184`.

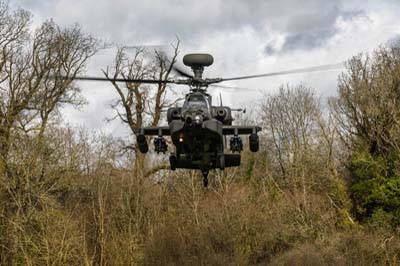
167;107;181;123
213;107;233;125
216;107;226;119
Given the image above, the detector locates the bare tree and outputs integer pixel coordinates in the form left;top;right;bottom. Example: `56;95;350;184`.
0;3;31;171
104;43;180;173
261;84;322;178
0;15;98;173
259;84;341;214
32;21;98;139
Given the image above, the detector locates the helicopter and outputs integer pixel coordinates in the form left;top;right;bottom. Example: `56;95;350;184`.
69;52;344;187
137;54;262;187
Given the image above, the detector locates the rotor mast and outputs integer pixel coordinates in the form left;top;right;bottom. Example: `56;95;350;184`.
183;53;214;92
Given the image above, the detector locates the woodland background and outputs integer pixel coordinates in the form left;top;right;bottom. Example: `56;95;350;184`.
1;2;400;265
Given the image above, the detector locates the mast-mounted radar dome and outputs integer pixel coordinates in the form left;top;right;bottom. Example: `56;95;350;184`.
183;53;214;68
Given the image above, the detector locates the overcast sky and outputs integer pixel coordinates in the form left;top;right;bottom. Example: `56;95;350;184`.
9;0;400;137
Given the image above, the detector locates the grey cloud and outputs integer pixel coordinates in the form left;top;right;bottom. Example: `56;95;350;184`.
265;7;366;55
281;30;335;51
14;0;365;47
388;34;400;48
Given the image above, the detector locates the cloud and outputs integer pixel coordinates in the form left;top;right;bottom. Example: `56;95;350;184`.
265;7;366;55
9;0;362;44
387;34;400;47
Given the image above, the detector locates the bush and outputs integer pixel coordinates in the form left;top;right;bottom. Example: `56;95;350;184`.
350;151;400;226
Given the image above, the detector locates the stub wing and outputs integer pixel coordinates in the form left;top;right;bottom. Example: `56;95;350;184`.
135;125;261;136
222;126;261;135
135;126;171;136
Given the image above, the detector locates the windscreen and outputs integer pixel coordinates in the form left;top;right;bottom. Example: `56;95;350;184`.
186;95;207;107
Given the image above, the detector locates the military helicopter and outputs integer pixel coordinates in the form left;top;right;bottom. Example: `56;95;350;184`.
70;53;343;187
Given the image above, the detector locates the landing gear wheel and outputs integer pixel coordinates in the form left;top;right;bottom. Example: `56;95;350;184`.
202;171;209;187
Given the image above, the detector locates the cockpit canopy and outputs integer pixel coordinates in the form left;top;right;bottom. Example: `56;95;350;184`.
184;93;210;108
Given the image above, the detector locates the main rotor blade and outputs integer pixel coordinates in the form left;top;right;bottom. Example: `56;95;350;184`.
173;65;193;78
209;84;248;90
63;76;175;84
221;62;344;82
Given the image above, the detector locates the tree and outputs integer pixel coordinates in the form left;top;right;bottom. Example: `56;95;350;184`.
0;3;99;263
104;43;180;174
0;2;31;171
259;84;352;227
330;46;400;225
260;84;323;179
330;47;400;156
0;5;98;173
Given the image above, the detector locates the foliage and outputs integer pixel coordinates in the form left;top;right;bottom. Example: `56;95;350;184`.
350;151;400;226
331;46;400;227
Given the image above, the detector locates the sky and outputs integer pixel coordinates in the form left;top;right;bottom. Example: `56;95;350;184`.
9;0;400;138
